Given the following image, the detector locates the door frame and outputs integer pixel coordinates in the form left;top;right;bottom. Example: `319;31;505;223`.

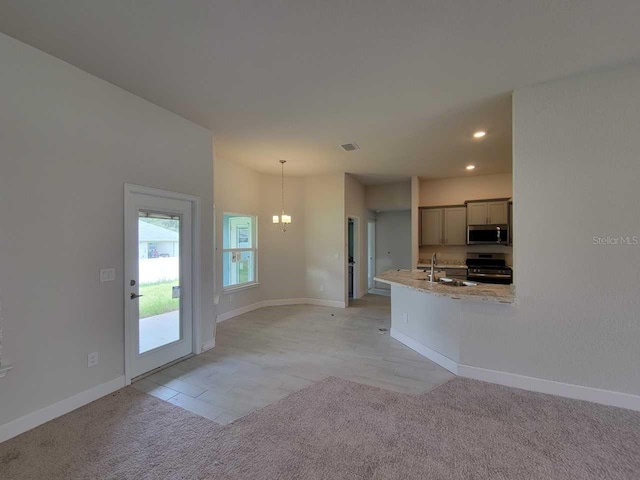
346;216;360;305
367;219;376;290
124;184;202;385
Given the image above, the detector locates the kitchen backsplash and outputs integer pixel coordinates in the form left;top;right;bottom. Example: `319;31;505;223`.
419;244;513;266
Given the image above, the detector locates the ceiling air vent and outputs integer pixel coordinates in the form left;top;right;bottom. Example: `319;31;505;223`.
340;142;360;152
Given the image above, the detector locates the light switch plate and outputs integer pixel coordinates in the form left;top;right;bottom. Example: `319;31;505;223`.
100;268;115;282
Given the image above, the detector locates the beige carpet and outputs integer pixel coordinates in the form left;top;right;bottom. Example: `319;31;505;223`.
1;377;639;479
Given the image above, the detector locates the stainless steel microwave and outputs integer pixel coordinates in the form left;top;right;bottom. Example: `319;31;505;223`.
467;225;509;245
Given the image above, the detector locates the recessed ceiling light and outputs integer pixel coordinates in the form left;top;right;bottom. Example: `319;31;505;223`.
473;131;486;138
466;165;476;171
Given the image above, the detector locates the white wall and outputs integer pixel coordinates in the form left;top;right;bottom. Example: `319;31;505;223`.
365;181;411;211
214;160;345;316
214;159;307;318
375;210;412;290
392;285;462;363
304;174;346;305
345;174;370;299
419;173;512;206
462;64;640;396
213;159;263;316
258;173;307;302
0;33;214;427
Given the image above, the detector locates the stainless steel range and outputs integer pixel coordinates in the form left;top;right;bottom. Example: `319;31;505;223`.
466;253;513;284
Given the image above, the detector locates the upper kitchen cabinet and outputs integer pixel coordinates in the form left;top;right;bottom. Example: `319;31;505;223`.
488;201;509;224
467;202;488;225
420;208;443;246
443;207;467;245
420;206;466;246
466;199;509;225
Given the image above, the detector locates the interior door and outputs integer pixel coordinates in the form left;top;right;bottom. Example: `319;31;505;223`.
125;188;193;381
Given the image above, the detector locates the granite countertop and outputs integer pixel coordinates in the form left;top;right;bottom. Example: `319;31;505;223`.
374;270;515;304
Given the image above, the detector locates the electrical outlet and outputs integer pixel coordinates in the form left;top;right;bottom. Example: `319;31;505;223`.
229;294;234;303
334;253;339;259
100;268;115;282
88;352;99;368
402;313;409;324
320;285;325;292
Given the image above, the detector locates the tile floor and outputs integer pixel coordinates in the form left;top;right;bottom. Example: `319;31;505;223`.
132;294;454;424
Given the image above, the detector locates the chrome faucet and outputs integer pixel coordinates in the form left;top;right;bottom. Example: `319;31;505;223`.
430;253;437;282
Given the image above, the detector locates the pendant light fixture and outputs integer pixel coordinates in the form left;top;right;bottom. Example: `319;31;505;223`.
272;160;292;232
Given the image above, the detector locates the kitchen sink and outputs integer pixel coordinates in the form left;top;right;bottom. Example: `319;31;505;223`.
422;275;477;286
439;278;477;287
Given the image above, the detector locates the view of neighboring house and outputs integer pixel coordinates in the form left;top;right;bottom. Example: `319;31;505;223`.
138;220;179;259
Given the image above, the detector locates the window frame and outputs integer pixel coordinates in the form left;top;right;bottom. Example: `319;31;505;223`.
222;212;259;292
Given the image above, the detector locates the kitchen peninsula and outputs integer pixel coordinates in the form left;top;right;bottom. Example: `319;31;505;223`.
376;269;514;303
375;269;515;374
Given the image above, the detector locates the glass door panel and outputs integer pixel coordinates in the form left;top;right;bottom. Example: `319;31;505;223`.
137;213;181;354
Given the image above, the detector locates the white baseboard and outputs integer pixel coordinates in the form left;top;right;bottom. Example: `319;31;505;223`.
262;298;308;308
368;288;390;297
201;338;216;352
216;301;267;323
390;328;640;412
390;329;459;374
216;298;346;323
305;298;346;308
0;376;125;444
458;364;640;412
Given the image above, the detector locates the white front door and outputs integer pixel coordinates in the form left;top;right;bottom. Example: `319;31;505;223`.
125;186;194;382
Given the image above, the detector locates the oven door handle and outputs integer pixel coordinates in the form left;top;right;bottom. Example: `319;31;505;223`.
468;273;512;278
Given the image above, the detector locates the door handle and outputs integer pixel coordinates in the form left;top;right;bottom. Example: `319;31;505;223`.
130;293;144;299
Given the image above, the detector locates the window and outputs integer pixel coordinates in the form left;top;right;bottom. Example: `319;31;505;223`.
223;213;257;289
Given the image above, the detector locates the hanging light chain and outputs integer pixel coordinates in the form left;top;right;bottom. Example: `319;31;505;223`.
277;159;288;232
281;160;285;216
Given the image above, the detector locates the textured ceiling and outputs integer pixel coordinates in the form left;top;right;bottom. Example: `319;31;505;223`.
1;1;640;183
